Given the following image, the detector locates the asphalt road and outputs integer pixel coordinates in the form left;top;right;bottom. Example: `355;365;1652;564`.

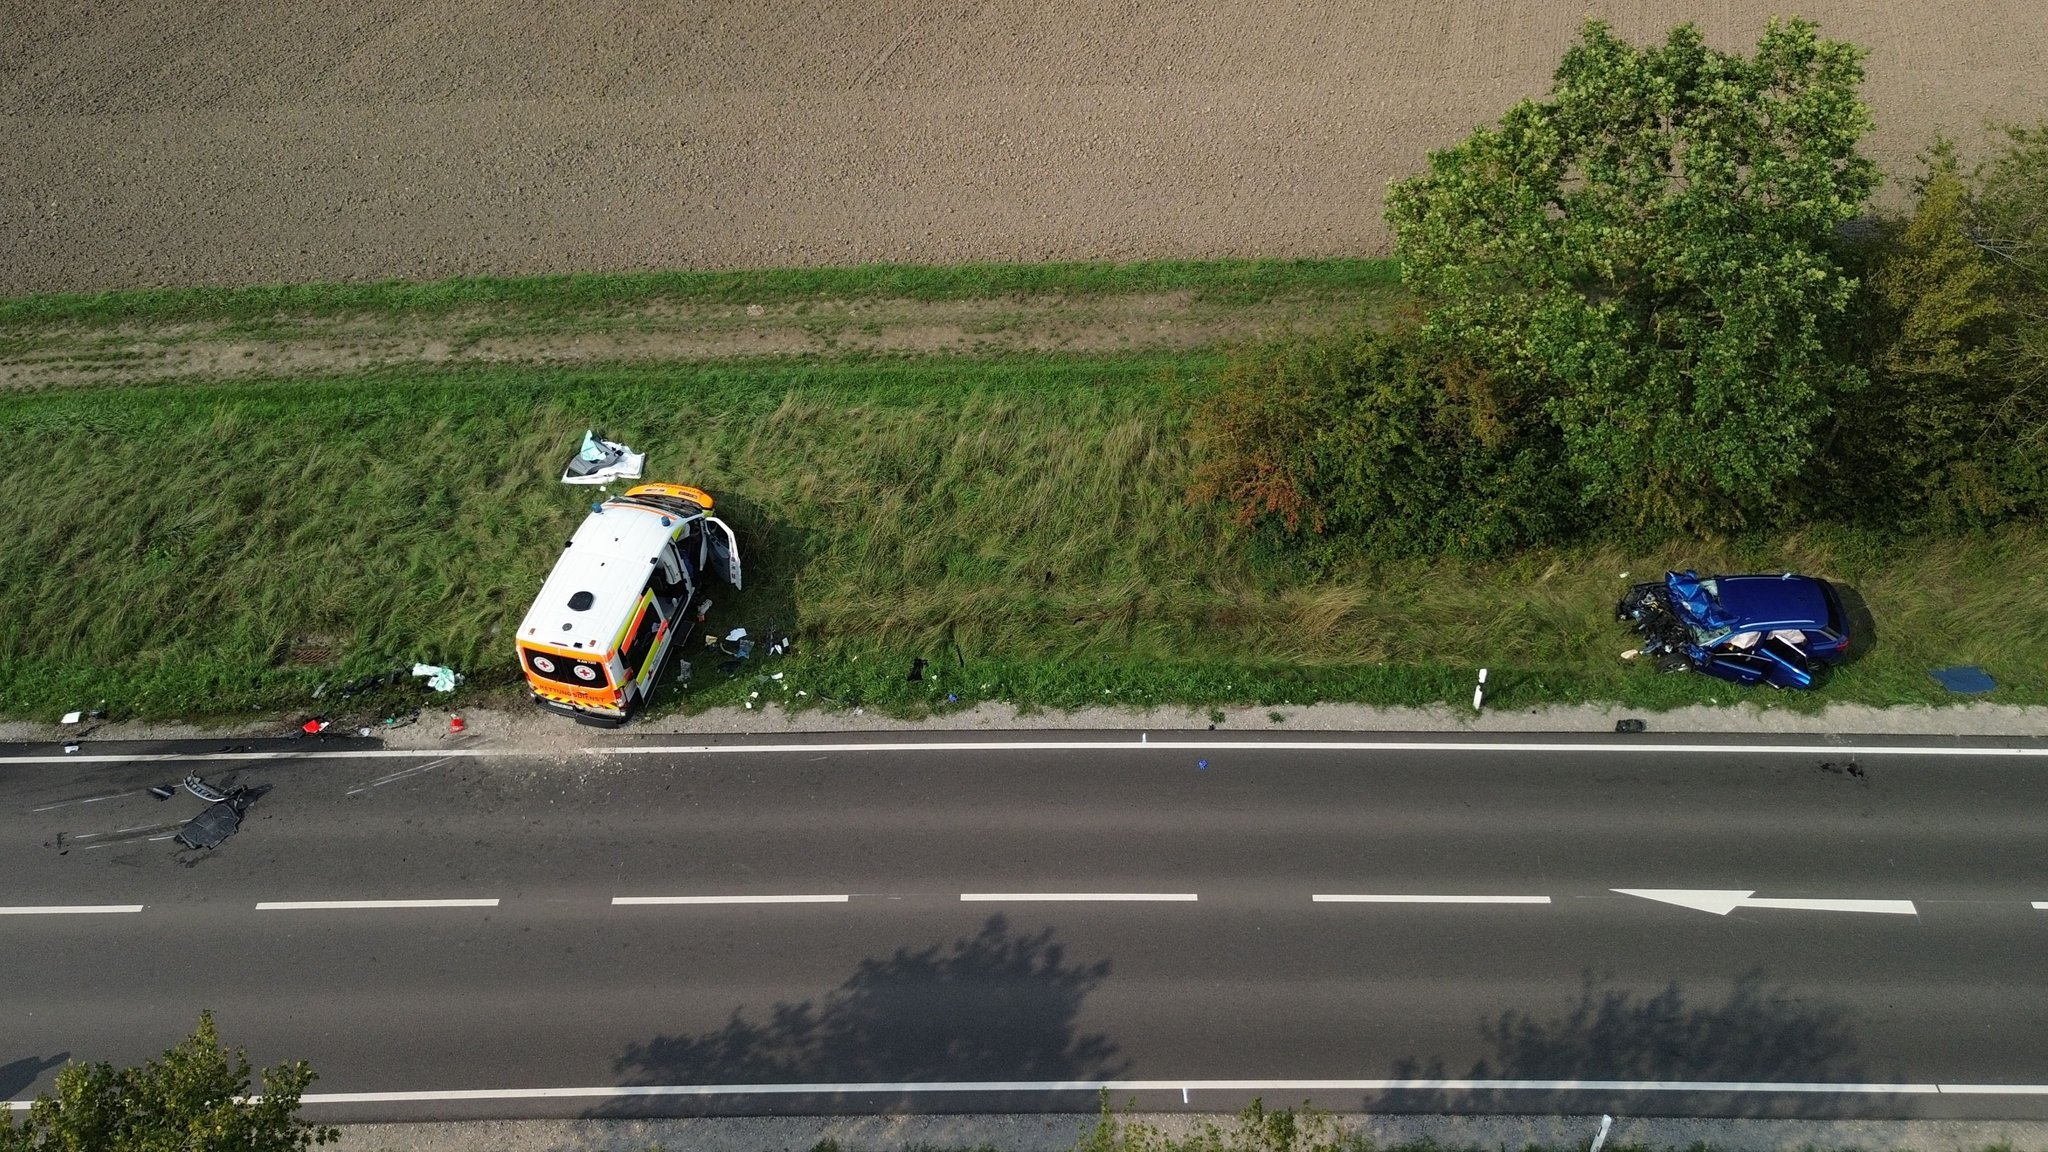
3;731;2047;1122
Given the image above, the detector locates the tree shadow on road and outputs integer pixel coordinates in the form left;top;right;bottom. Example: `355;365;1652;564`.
1379;971;1899;1118
594;914;1125;1116
0;1053;67;1101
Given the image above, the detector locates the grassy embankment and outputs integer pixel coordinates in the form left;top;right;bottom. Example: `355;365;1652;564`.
1;259;2042;721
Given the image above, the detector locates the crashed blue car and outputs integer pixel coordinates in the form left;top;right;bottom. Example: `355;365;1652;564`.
1617;571;1851;689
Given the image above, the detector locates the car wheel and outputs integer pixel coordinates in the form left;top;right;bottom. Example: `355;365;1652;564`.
1655;653;1692;674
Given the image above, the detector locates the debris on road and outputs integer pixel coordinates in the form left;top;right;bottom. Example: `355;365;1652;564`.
300;717;330;735
173;779;268;850
1615;718;1647;733
147;783;178;801
182;775;227;803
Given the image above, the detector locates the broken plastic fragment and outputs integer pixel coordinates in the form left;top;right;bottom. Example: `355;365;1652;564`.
725;627;748;642
60;710;82;725
184;775;228;803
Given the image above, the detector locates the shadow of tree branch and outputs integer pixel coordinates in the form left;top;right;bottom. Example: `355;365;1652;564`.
596;914;1126;1115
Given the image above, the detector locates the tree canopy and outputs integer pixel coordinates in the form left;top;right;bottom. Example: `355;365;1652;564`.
1387;18;1879;530
1;1013;335;1152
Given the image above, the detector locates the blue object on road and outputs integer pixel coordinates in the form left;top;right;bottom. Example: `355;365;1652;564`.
1929;665;1997;693
1197;759;1209;771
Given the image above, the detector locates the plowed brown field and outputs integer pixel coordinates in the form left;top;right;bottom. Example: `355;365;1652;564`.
4;1;2045;292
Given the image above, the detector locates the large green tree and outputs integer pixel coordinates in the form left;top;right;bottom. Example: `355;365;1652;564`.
1387;18;1879;530
0;1013;335;1152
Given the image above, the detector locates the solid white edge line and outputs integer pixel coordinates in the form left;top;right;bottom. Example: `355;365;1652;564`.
26;1079;2048;1109
1313;894;1552;904
9;739;2048;766
2034;901;2048;909
0;904;144;915
960;893;1199;902
612;895;849;905
254;899;499;910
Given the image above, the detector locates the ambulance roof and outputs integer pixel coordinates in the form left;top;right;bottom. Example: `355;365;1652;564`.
517;501;691;654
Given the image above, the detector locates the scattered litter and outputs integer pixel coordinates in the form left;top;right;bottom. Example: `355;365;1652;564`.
62;741;79;755
1615;718;1647;734
1929;665;1997;694
358;726;374;738
448;715;467;734
310;682;328;700
771;671;784;680
301;718;330;735
1197;759;1209;771
60;711;82;725
147;784;178;801
1620;647;1640;661
560;429;646;486
726;627;749;642
411;663;463;693
946;693;958;704
382;709;420;730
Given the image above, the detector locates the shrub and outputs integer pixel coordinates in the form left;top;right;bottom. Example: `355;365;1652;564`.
1191;326;1573;556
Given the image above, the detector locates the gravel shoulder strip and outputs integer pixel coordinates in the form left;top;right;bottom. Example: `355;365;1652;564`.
328;1112;2048;1152
6;698;2048;755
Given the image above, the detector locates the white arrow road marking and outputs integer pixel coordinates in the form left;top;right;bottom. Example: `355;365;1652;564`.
1613;889;1917;916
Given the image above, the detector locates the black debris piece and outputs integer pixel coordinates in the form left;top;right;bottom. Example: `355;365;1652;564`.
908;658;928;682
216;744;252;753
1615;718;1648;733
176;801;243;849
174;785;265;851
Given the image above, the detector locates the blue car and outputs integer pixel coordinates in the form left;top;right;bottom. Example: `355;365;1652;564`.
1616;571;1851;689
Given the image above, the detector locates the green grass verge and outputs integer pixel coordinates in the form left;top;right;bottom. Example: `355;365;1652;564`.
0;258;1401;328
2;354;2043;721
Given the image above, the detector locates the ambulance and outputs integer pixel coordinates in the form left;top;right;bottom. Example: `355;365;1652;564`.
516;483;740;726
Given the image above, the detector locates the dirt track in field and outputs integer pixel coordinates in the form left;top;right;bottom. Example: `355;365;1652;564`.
5;1;2046;293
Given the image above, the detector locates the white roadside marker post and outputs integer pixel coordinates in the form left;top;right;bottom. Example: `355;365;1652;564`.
1473;668;1488;713
1590;1115;1613;1152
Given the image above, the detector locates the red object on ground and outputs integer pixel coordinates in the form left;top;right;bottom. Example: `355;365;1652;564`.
302;718;326;734
449;715;466;733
